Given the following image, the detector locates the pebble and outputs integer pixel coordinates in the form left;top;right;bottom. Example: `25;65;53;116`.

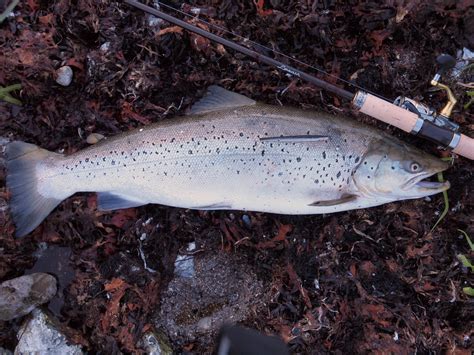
0;273;57;321
196;316;213;332
99;41;110;53
242;214;252;228
55;66;73;86
86;133;105;144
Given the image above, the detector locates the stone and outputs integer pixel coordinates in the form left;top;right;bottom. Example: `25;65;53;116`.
14;309;83;354
0;273;57;321
55;66;73;86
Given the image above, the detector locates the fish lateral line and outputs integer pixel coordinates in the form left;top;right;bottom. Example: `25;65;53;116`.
260;135;330;143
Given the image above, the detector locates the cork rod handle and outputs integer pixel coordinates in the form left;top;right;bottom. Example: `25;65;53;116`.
356;93;418;132
453;135;474;160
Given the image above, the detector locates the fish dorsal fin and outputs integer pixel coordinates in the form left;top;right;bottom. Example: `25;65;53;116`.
188;86;256;115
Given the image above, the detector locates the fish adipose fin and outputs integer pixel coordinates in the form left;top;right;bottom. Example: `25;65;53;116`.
97;192;146;211
188;85;256;115
309;194;357;207
6;141;68;238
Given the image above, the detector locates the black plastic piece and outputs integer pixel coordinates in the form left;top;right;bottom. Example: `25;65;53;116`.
436;54;456;75
216;324;289;355
418;120;454;147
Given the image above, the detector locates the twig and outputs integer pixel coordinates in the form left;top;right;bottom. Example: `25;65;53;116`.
430;157;453;233
0;83;22;106
0;0;20;24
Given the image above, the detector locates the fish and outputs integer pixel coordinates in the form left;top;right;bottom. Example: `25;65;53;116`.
6;86;450;237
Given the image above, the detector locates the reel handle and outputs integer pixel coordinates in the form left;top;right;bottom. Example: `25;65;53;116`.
353;92;474;160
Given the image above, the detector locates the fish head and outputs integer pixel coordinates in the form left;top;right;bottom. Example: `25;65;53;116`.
353;140;450;200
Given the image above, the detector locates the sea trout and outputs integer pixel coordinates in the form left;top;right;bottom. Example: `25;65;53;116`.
6;86;450;237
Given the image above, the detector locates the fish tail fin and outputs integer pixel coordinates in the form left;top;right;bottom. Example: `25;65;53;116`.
6;141;66;237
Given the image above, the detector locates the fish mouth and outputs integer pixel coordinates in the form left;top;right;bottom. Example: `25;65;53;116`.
416;179;450;191
404;173;450;193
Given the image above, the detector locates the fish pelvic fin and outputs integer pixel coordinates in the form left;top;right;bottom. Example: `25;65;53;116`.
309;193;357;207
6;141;66;238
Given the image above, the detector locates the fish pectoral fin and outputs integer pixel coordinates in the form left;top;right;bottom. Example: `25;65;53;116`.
260;135;329;143
188;86;256;115
97;192;147;211
309;193;357;207
191;202;232;210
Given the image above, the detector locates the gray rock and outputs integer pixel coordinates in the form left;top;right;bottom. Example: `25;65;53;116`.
0;273;57;321
0;347;13;355
55;66;73;86
14;309;83;355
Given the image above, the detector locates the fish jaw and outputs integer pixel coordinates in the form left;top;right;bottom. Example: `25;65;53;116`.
400;170;450;198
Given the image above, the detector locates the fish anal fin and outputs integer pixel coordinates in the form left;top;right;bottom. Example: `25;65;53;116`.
188;86;256;115
309;193;357;207
97;192;146;211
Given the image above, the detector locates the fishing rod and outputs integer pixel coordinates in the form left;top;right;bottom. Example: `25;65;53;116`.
124;0;474;160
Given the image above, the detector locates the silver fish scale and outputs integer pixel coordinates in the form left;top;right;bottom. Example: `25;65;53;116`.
44;105;374;214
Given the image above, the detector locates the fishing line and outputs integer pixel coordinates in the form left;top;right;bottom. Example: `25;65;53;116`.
157;1;388;100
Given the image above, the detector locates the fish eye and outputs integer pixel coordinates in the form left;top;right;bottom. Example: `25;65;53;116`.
409;161;422;173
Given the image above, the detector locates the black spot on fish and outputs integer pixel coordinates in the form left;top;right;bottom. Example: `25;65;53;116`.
355;157;360;163
296;157;301;162
337;171;341;178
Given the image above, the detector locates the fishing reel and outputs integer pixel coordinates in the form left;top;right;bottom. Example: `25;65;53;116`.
394;54;460;134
